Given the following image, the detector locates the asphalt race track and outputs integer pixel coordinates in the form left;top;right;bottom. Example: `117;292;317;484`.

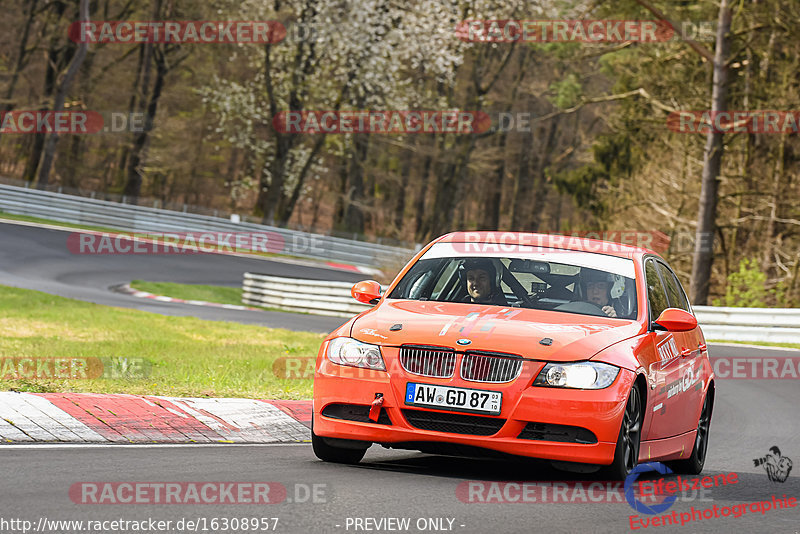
2;387;798;534
0;220;358;332
0;219;799;533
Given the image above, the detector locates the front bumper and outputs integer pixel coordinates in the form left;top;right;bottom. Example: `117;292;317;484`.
313;352;635;465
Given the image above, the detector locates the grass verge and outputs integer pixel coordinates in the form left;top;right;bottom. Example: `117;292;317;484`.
708;339;800;350
130;280;243;306
0;210;121;233
0;284;321;398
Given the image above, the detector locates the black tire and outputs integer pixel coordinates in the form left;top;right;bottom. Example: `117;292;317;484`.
668;390;713;475
311;419;368;464
602;384;643;480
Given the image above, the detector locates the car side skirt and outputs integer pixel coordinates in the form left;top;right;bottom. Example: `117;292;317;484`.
639;429;698;463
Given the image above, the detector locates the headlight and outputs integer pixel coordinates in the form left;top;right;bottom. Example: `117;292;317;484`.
326;337;386;371
533;361;619;389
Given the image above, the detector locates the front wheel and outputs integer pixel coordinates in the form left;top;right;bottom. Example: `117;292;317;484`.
668;390;713;474
602;384;642;480
311;419;369;464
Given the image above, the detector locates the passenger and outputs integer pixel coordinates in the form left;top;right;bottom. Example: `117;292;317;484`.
462;259;508;306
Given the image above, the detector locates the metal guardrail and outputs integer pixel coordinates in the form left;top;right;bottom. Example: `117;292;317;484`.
243;274;800;343
0;183;415;268
693;306;800;344
242;273;387;317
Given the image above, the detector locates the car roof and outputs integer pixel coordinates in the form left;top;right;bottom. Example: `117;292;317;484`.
435;231;658;260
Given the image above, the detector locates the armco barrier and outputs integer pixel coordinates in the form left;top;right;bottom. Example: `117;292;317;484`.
241;274;800;343
692;306;800;344
242;273;387;318
0;183;414;268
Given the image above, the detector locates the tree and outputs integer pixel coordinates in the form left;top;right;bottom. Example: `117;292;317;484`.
36;0;90;189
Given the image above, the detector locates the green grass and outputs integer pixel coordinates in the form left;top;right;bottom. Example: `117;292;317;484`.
0;284;321;398
0;210;122;233
129;280;308;314
131;280;243;306
708;339;800;350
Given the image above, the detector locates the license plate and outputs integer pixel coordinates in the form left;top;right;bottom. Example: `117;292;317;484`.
404;383;502;415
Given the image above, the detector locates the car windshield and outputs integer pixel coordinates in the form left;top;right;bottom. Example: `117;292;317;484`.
388;244;638;320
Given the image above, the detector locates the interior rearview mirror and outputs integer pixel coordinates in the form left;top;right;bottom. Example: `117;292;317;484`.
508;259;550;274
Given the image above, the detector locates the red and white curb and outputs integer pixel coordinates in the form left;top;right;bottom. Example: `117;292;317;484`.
0;392;311;444
113;284;262;312
324;262;382;277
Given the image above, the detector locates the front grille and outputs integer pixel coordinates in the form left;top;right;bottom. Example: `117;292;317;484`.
399;346;456;378
321;403;392;425
461;352;523;383
401;409;505;436
517;422;597;444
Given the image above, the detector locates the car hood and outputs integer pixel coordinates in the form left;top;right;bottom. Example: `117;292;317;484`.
350;299;643;362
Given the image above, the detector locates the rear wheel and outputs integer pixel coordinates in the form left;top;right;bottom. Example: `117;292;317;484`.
602;384;642;480
668;390;713;474
311;418;369;464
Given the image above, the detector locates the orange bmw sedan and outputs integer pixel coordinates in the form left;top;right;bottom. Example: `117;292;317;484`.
312;232;715;479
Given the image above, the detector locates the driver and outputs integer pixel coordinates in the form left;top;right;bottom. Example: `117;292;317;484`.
462;259;508;306
580;269;618;318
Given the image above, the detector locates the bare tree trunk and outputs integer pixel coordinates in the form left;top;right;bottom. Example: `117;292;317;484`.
412;148;433;241
482;132;507;229
37;0;91;189
421;136;474;239
1;0;38;116
762;133;786;266
510;127;534;230
343;132;370;233
393;140;415;237
123;51;167;201
689;0;732;304
23;0;69;183
280;134;325;222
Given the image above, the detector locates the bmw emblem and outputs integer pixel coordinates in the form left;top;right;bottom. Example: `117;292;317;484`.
456;338;472;346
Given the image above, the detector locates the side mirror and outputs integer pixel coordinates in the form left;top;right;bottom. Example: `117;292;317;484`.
654;308;698;332
351;280;382;305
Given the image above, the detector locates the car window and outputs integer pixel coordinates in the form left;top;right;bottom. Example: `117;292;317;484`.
388;251;638;320
430;260;458;300
645;259;669;321
656;262;690;312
